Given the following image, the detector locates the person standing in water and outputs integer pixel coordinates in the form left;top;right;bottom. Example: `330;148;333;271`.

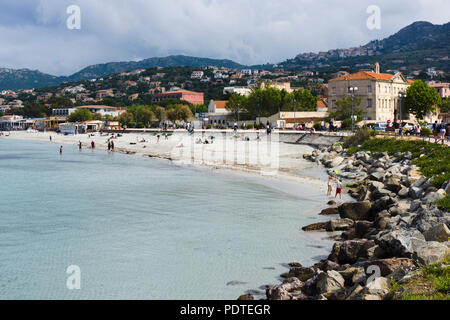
49;136;52;142
108;141;111;151
91;140;95;149
78;141;82;150
335;179;343;199
59;146;63;154
327;174;334;196
111;140;114;151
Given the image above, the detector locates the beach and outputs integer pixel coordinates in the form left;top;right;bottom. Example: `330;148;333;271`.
3;130;347;200
0;130;354;299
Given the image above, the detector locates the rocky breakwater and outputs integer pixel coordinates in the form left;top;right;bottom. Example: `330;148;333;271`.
239;145;449;300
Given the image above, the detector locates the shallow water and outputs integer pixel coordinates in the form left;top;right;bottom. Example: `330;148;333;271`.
0;138;333;299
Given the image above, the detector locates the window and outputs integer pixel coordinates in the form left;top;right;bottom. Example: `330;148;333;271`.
368;85;372;93
332;87;336;94
367;99;372;108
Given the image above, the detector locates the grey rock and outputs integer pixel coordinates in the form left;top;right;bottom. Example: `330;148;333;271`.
369;172;385;182
320;207;339;216
423;223;450;242
338;201;372;221
316;270;345;296
376;229;426;257
412;241;450;265
326;218;355;232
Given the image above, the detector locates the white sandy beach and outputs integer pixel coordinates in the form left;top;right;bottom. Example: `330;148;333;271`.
1;130;351;207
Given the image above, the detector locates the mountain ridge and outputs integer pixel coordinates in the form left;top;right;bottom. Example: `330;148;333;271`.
1;20;449;91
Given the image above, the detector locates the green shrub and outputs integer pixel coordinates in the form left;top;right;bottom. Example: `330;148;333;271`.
246;123;254;130
436;195;450;212
343;128;373;148
206;124;212;129
313;122;322;131
348;138;450;188
421;127;432;137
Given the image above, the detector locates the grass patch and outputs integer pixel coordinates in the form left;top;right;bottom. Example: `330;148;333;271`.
395;257;450;300
347;137;450;189
436;194;450;212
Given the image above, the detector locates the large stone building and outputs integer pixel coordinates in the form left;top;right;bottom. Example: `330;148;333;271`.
152;90;204;105
328;63;411;121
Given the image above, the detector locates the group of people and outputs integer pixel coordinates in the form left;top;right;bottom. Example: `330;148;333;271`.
327;174;343;199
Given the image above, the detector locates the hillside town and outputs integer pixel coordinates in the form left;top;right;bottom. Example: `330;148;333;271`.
0;62;449;135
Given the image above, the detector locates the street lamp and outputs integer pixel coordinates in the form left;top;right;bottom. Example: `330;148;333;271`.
257;103;261;128
349;87;358;132
293;99;296;130
398;91;406;124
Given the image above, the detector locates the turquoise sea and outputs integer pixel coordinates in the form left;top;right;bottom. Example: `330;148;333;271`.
0;138;333;299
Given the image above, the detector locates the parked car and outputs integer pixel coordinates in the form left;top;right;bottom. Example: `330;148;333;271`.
374;122;387;132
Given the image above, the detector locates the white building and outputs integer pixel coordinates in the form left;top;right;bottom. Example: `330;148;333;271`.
191;71;204;79
223;86;252;97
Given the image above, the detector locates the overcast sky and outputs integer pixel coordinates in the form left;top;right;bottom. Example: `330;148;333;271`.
0;0;448;76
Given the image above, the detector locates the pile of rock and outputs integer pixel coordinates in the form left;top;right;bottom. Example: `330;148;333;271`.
256;145;450;300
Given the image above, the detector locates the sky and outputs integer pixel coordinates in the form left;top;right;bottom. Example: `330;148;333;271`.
0;0;449;76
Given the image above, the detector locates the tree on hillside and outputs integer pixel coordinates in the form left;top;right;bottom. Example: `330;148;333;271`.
166;108;178;123
175;104;193;122
226;94;247;121
327;95;363;126
404;80;441;119
118;111;133;126
438;97;450;114
246;88;282;118
283;89;317;111
67;109;93;122
48;96;73;109
19;102;51;118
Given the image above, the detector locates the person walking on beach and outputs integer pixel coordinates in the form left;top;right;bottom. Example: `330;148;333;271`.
108;141;111;151
335;179;343;199
49;136;52;142
59;146;63;154
91;140;95;149
110;140;114;151
78;141;82;150
327;174;334;196
156;134;160;143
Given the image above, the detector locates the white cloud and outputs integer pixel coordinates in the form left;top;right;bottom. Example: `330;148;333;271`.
0;0;448;75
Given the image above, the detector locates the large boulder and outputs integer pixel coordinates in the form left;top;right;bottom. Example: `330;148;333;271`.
338;201;373;221
326;156;344;168
330;239;378;264
376;229;426;257
364;277;390;296
369;172;385;182
409;186;424;199
424;189;446;203
266;277;304;300
302;221;328;231
423;223;450;242
282;266;315;281
316;270;345;297
326;218;355;232
320;207;339;216
412;241;450;265
364;258;414;277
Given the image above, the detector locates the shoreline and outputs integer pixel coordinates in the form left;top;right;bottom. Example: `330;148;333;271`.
242;143;450;301
1;131;350;299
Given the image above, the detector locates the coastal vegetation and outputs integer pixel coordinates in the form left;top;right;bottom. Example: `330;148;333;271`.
405;80;441;119
392;257;450;300
347;137;450;191
225;87;317;120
